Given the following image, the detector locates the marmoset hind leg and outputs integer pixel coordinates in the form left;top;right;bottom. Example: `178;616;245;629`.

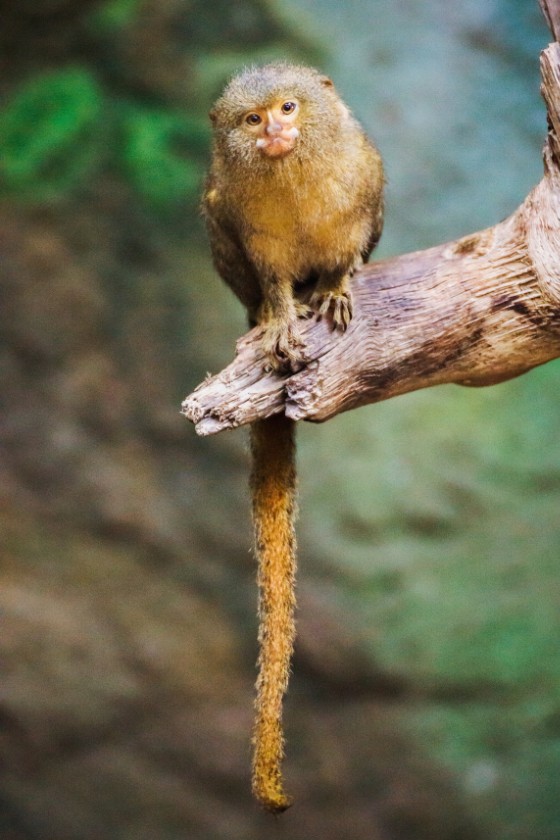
258;273;310;370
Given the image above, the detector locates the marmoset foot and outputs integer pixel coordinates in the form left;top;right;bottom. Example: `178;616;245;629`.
309;288;353;331
261;320;305;372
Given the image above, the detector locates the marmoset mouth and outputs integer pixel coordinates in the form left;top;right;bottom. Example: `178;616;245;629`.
256;136;296;157
256;127;299;158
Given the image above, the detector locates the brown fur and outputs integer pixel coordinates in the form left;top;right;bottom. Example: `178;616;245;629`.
202;62;384;812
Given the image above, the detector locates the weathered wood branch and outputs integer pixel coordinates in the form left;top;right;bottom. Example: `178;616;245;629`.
183;6;560;437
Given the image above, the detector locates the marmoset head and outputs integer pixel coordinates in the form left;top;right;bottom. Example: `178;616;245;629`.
209;62;348;165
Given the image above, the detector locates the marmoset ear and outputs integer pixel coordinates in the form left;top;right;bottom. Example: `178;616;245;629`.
320;76;334;87
209;108;217;123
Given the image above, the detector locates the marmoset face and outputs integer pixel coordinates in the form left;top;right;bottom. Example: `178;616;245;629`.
242;98;301;158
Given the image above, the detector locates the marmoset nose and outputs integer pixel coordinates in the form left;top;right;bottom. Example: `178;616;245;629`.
265;114;283;135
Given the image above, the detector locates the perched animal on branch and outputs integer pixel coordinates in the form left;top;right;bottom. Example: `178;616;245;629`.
202;61;384;813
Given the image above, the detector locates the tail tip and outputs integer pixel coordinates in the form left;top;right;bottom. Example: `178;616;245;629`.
253;777;293;814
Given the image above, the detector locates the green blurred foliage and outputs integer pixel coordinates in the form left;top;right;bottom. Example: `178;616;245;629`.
0;67;208;209
119;105;208;210
0;68;103;202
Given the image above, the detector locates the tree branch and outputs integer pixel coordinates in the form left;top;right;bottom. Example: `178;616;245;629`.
182;7;560;437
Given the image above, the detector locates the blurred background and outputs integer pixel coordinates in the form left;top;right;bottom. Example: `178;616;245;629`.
1;0;559;838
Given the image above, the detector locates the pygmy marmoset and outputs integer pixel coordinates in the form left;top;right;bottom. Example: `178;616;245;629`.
202;61;385;813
